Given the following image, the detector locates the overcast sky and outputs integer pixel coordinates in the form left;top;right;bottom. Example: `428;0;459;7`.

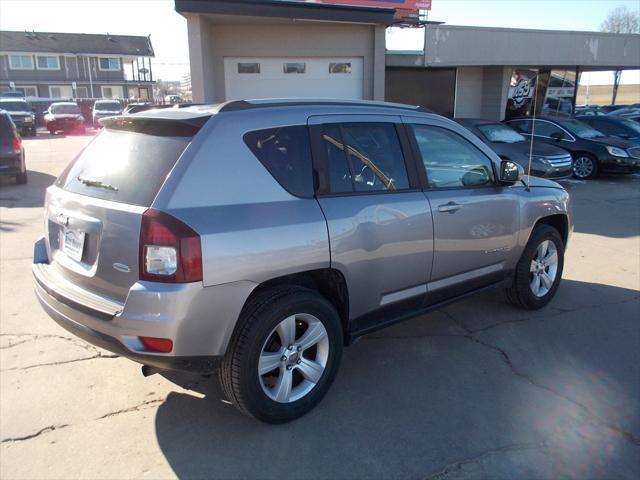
1;0;638;83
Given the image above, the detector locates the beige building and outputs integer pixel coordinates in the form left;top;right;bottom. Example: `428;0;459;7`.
178;1;640;120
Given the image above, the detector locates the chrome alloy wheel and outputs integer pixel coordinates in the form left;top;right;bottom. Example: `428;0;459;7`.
258;313;329;403
573;156;594;179
530;240;558;297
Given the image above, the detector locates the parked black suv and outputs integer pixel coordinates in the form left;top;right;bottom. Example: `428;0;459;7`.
0;98;36;137
0;110;27;184
505;116;640;179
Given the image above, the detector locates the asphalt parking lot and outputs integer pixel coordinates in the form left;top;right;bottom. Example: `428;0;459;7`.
1;131;639;479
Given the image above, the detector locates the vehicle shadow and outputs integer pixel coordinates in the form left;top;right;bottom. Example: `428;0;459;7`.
0;170;57;208
153;279;640;479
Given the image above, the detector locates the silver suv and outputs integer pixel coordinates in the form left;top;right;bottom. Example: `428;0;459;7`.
33;100;572;423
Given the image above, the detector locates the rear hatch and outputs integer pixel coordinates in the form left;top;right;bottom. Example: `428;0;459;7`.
43;115;208;303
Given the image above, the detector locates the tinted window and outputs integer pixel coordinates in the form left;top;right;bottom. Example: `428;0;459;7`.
244;126;313;197
533;121;569;138
321;124;352;193
95;102;121;111
329;63;351;74
412;125;495;189
322;123;409;193
238;63;260;74
506;120;531;134
284;63;306;74
0;114;15;141
0;101;30;112
56;125;195;206
51;104;80;115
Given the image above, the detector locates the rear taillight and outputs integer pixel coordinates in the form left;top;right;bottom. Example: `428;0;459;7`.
139;209;202;283
139;336;173;353
12;135;21;154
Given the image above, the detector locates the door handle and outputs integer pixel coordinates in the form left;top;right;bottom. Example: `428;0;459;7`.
438;202;463;214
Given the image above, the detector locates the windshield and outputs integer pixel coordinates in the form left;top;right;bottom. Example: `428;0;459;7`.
95;102;121;111
0;101;30;112
477;123;525;143
618;118;640;135
558;119;605;139
51;104;81;115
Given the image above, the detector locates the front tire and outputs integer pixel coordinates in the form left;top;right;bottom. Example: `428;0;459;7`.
573;154;598;180
505;224;564;310
219;286;343;423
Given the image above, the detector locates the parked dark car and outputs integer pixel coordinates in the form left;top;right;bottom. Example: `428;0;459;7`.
456;119;573;179
0;110;27;184
44;102;85;134
505;116;640;179
576;115;640;145
0;98;36;136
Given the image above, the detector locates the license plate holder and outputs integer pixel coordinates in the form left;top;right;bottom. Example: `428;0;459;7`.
61;228;85;262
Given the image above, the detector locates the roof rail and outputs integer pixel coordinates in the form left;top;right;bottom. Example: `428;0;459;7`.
218;98;431;113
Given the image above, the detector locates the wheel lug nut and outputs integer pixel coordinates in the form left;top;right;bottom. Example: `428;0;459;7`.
296;359;301;365
297;346;301;352
288;345;293;350
281;355;287;362
286;365;293;371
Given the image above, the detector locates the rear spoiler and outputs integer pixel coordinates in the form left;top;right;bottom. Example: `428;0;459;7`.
100;116;210;137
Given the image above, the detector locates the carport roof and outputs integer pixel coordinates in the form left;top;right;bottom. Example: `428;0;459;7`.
0;30;154;56
175;0;396;25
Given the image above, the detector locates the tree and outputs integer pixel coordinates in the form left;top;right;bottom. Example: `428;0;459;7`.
599;6;639;104
600;6;640;34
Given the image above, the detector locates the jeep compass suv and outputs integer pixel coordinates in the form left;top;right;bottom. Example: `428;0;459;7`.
33;100;572;423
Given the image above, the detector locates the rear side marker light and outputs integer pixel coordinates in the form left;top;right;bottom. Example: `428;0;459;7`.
139;336;173;353
139;209;202;283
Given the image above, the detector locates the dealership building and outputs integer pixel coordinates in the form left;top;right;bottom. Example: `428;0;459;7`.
177;0;640;120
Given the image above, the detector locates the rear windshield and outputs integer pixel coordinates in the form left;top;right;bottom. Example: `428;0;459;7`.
0;101;29;112
95;102;121;111
477;123;526;143
51;104;81;114
55;122;198;206
0;114;15;140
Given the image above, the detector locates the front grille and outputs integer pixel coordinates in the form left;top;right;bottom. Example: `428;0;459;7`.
541;154;573;167
628;147;640;160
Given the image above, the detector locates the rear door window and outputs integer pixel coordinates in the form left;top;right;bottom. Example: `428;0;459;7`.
320;122;409;194
56;119;203;206
244;125;313;197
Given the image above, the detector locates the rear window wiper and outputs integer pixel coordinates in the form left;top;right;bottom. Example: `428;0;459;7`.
77;176;119;192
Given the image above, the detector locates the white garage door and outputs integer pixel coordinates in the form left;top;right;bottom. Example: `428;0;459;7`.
224;57;364;101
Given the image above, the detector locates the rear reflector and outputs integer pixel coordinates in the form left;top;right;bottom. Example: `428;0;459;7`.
139;209;202;283
139;336;173;353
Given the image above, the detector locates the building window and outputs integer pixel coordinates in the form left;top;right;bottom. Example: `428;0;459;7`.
15;86;38;97
238;63;260;74
99;57;120;71
76;86;89;98
36;55;60;70
283;62;306;74
49;85;73;98
102;87;114;98
100;86;123;99
8;55;34;70
329;63;351;74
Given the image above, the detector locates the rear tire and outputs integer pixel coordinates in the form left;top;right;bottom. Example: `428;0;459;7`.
505;224;564;310
573;153;598;180
219;286;343;424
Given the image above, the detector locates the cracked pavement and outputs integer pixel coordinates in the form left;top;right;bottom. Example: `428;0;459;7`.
1;133;639;479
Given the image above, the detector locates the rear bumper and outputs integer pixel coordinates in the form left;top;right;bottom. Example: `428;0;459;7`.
0;154;23;175
33;237;256;373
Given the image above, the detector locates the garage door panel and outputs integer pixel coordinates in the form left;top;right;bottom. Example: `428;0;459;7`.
224;57;363;100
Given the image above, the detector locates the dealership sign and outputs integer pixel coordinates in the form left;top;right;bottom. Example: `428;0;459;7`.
291;1;432;11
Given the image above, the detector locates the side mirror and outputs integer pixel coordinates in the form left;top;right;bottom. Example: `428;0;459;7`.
500;160;524;185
